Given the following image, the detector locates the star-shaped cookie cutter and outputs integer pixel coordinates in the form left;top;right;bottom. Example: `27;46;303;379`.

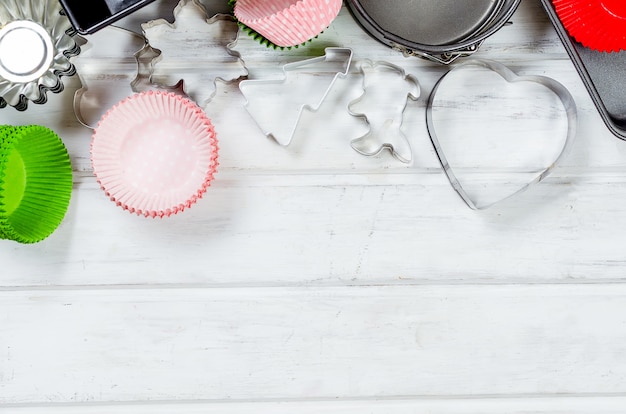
239;47;353;146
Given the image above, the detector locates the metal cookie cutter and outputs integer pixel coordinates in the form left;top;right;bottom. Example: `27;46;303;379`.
142;0;248;108
426;59;577;209
348;60;420;163
71;26;160;129
239;47;353;146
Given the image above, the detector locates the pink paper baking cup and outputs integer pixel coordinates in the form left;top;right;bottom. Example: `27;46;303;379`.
234;0;342;47
91;91;219;218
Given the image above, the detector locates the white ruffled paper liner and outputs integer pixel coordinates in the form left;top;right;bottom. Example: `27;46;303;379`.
234;0;342;47
91;91;219;218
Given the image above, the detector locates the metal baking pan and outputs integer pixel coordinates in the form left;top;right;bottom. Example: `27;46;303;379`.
541;0;626;140
345;0;521;64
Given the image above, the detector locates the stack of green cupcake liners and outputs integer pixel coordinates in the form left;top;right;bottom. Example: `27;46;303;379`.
0;125;73;244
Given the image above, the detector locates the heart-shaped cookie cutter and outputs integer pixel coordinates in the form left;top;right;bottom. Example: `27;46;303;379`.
426;59;577;209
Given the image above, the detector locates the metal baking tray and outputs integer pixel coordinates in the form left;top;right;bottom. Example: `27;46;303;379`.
541;0;626;140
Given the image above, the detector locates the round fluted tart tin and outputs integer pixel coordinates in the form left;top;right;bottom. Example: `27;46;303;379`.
345;0;521;63
0;0;82;110
0;20;54;83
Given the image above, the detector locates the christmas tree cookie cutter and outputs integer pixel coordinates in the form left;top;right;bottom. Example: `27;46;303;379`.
347;60;421;163
239;47;353;146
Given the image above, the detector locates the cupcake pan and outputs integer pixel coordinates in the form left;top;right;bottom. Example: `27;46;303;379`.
345;0;521;64
542;0;626;140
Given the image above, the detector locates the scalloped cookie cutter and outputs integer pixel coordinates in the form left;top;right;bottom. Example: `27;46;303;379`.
426;59;577;209
348;60;420;163
71;26;159;129
239;47;353;146
141;0;248;107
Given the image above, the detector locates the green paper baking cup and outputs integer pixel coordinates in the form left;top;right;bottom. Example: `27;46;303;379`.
0;125;73;244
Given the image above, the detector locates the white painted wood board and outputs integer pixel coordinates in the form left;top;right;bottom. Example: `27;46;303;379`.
2;0;626;412
3;285;626;403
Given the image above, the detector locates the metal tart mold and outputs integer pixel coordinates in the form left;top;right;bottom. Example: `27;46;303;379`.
0;0;82;110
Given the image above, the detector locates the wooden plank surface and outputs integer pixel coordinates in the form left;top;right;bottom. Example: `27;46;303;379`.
4;397;626;414
0;0;624;286
2;0;626;412
4;171;626;285
3;285;626;403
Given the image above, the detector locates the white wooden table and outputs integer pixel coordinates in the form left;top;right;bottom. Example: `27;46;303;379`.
3;0;626;412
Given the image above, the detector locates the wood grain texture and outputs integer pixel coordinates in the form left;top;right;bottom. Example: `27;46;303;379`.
4;397;626;414
2;285;626;403
3;171;626;285
2;0;626;412
0;1;624;285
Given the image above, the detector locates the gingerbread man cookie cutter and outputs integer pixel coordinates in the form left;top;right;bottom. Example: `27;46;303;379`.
347;60;421;163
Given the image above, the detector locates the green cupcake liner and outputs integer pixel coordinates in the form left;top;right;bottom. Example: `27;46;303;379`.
228;0;320;50
0;127;15;240
0;125;73;244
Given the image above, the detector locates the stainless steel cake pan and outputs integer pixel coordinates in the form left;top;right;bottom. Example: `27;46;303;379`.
345;0;521;64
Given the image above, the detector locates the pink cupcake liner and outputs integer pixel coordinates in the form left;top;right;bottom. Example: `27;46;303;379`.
553;0;626;52
234;0;342;47
91;90;219;218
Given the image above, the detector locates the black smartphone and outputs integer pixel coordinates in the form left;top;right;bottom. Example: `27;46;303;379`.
59;0;157;34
